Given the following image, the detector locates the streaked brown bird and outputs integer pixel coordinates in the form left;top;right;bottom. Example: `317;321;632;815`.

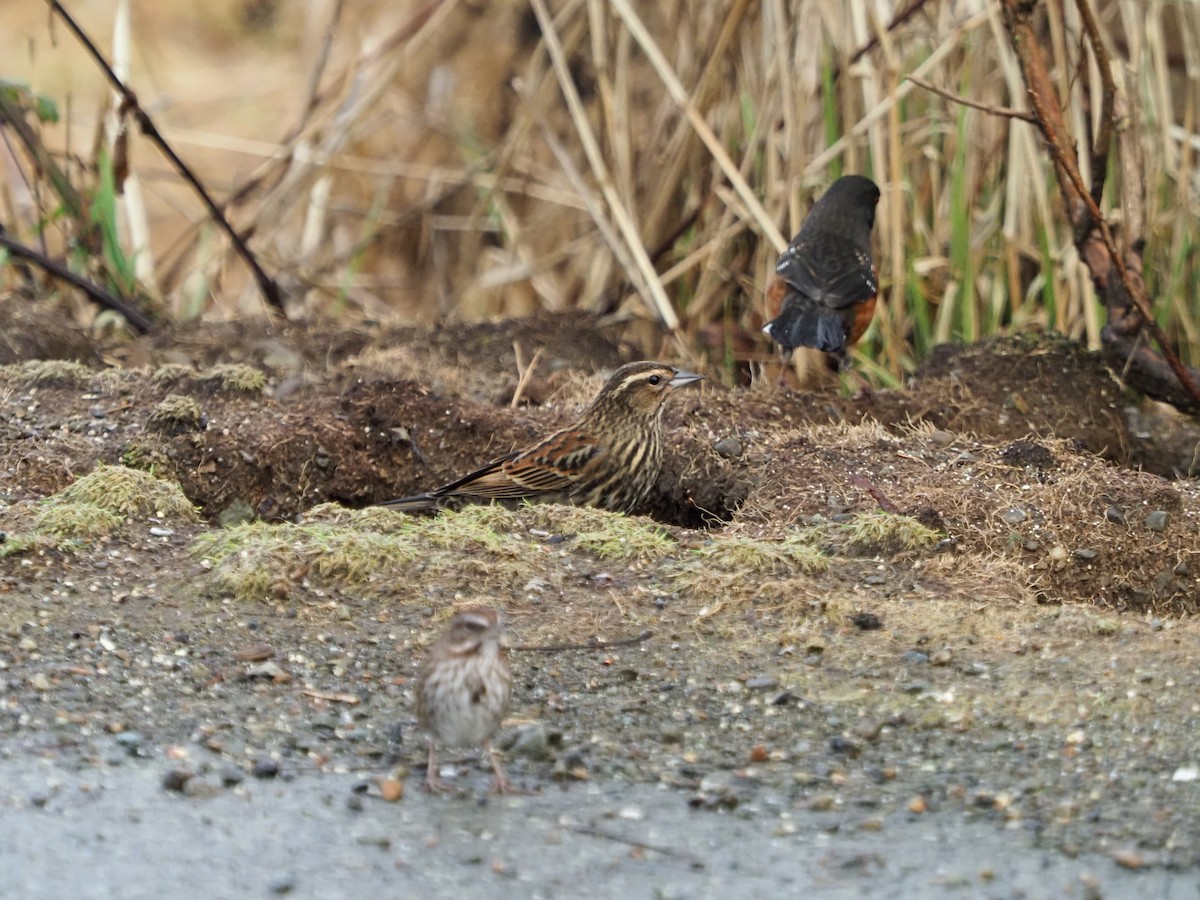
762;175;881;371
379;361;703;514
415;606;513;793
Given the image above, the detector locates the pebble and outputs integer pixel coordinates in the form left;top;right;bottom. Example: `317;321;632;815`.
1145;510;1169;532
929;649;953;667
508;724;553;761
714;437;743;459
18;636;37;652
149;526;174;537
252;758;280;779
1000;508;1026;525
115;731;146;754
220;767;245;787
828;737;862;758
930;430;955;446
267;873;297;894
1073;548;1098;560
1104;506;1126;525
902;650;929;665
161;769;193;792
28;673;51;691
744;676;779;691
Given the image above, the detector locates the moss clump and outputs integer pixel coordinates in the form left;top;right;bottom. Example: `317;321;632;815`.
690;533;828;575
32;503;124;539
120;441;174;477
829;511;942;555
192;520;421;601
526;505;677;562
54;464;198;520
197;364;267;394
147;394;204;433
0;359;93;387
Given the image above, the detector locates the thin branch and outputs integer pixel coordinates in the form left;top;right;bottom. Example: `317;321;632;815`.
0;231;155;333
848;0;937;67
44;0;285;315
1000;0;1200;409
906;75;1038;123
1075;0;1115;210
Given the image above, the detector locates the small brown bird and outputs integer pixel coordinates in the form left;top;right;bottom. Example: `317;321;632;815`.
762;175;881;371
415;606;513;793
379;361;703;514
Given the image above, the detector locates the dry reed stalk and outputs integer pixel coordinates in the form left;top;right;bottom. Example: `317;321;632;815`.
531;0;680;330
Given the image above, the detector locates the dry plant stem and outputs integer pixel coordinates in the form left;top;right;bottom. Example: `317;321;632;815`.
529;0;681;331
0;92;85;221
905;75;1038;123
510;630;653;653
1001;0;1200;409
510;345;542;410
42;0;284;315
847;0;938;67
0;233;154;333
298;0;346;122
606;0;787;253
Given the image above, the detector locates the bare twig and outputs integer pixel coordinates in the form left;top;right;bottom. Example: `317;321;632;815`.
510;344;543;409
0;232;155;333
848;0;937;67
511;630;653;653
1000;0;1200;409
44;0;285;315
906;75;1038;123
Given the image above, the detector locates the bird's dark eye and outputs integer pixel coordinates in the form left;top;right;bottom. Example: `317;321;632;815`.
648;375;662;385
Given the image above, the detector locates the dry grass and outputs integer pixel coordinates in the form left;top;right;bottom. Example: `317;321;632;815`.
4;1;1200;379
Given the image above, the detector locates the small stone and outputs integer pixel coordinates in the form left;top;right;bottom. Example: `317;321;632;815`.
252;758;280;779
377;778;404;802
1111;849;1144;870
1105;507;1126;525
18;636;37;651
930;430;955;446
335;604;352;621
28;672;51;691
1073;548;1098;560
744;676;779;691
356;834;392;849
115;731;146;753
902;650;929;665
929;649;952;666
149;526;174;537
828;736;861;758
220;767;245;787
714;437;743;459
507;723;552;761
1146;510;1169;532
29;791;49;808
1171;767;1198;782
161;769;193;792
267;873;297;894
1000;508;1026;525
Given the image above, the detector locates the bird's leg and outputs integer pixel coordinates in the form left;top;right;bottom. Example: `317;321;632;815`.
484;739;514;794
839;354;873;400
424;741;449;792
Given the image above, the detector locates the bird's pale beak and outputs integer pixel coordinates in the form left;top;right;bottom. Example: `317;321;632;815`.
669;370;704;388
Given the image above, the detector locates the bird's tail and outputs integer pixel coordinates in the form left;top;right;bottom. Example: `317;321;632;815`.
763;302;846;356
375;493;439;512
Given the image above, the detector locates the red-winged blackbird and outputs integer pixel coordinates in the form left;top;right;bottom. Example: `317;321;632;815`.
415;606;512;793
762;175;881;370
379;361;703;514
